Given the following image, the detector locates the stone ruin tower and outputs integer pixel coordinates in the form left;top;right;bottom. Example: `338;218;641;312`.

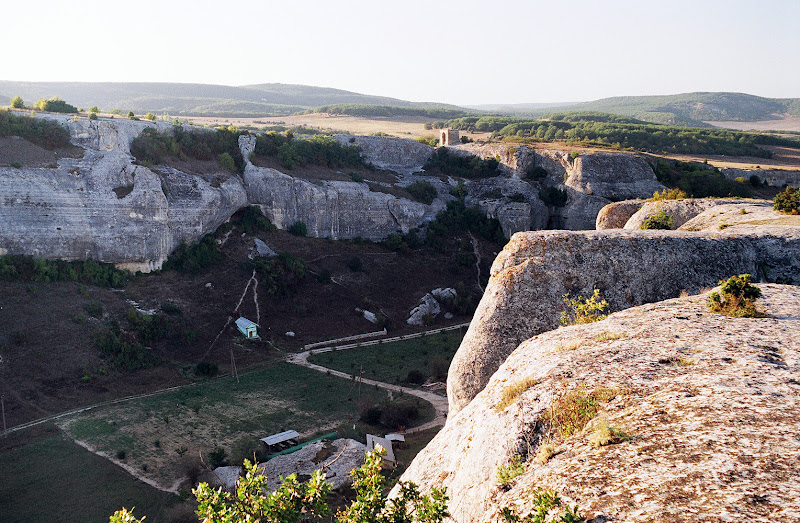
440;129;460;146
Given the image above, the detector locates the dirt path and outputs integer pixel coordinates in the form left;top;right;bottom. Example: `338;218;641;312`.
287;349;449;434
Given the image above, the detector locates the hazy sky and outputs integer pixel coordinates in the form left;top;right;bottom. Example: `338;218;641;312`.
4;0;799;105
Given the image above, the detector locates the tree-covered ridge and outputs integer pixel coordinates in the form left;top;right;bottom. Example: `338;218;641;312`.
314;103;473;119
439;112;800;158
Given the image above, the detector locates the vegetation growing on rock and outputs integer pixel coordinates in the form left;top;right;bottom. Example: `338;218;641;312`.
406;181;438;204
707;274;763;317
423;147;500;179
639;210;674;230
560;289;609;325
131;124;247;172
0;109;72;149
34;96;78;114
773;186;799;215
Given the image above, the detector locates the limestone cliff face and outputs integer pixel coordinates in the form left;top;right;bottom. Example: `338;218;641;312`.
400;284;800;522
446;227;800;414
334;135;434;174
595;199;645;229
242;165;438;240
454;143;665;230
0;117;246;271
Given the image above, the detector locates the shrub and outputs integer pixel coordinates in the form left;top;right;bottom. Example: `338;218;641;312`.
144;112;156;121
347;256;363;272
774;186;800;215
405;369;427;385
33;97;77;113
288;221;307;237
539;186;568;207
207;447;227;468
650;188;688;201
161;302;182;315
707;274;763;317
652;160;750;198
525;165;549;181
11;161;22;168
406;180;438;204
217;152;236;172
85;300;104;318
237;205;276;233
252;252;307;297
423;147;500;179
93;329;153;370
560;289;609;325
10;95;23;109
316;267;332;283
162;236;222;274
496;455;525;485
382;233;408;252
416;135;440;147
749;174;762;187
254;132;364;170
0;255;128;287
449;180;468;200
0;109;72;149
639;210;674;230
89;106;99;113
349;172;364;182
194;360;218;377
87;112;98;121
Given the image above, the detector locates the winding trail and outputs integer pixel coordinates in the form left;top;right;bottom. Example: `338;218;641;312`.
287;347;449;434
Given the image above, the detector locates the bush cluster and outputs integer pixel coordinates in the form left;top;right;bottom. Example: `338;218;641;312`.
406;181;438;204
425;200;506;248
237;205;276;234
0;109;72;149
423;147;500;179
93;328;153;370
639;210;674;230
162;236;222;274
774;186;800;215
254;131;363;170
707;274;763;317
560;289;609;325
0;255;128;287
652;160;750;198
33;97;78;113
253;252;307;297
130;125;246;172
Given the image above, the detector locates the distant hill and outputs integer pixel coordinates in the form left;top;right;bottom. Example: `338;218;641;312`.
0;81;463;117
496;92;800;127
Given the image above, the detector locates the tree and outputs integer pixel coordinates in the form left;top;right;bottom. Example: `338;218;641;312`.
10;95;23;109
89;106;99;113
110;449;449;523
144;112;156;121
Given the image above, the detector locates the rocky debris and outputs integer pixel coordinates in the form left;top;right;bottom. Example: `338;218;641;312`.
431;287;457;302
257;438;365;491
252;238;277;258
678;201;800;231
595;200;645;229
398;284;800;522
285;331;296;337
208;465;242;490
447;227;800;414
623;198;745;230
407;293;441;326
355;308;379;324
334;135;433;175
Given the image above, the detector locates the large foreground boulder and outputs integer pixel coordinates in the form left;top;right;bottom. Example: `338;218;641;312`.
399;284;800;522
447;227;800;414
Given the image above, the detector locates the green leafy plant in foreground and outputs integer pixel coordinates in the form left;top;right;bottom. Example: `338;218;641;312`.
560;289;609;325
497;455;526;485
707;273;763;318
639;210;674;230
111;449;449;523
499;488;583;523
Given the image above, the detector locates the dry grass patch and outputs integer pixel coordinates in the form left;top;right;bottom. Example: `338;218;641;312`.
593;331;624;343
556;340;584;352
589;421;631;448
494;376;539;412
542;386;622;440
534;443;556;464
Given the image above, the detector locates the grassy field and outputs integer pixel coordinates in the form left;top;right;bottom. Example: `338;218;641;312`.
57;362;432;490
307;330;465;386
0;428;180;523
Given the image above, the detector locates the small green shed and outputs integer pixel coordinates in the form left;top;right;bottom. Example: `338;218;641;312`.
235;317;259;339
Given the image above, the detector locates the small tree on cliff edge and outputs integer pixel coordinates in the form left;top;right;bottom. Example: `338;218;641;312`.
10;95;24;108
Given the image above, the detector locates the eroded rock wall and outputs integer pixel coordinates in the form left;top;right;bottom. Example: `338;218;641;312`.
447;227;800;414
0;117;246;271
400;284;800;522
